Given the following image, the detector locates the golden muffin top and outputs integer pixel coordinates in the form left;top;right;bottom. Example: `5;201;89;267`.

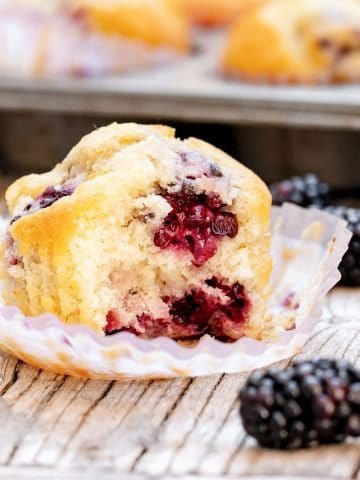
222;0;360;83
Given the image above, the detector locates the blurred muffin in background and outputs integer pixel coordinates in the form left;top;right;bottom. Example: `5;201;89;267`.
66;0;189;53
0;0;189;77
222;0;360;84
175;0;256;27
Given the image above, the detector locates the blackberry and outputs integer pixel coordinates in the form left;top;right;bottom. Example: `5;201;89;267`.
240;359;360;450
270;174;330;208
325;206;360;286
10;184;76;225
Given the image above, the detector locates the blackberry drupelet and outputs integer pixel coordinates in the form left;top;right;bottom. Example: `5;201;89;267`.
270;174;330;208
325;206;360;286
240;359;360;450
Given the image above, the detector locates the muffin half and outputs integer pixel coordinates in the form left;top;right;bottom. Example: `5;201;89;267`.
1;123;272;342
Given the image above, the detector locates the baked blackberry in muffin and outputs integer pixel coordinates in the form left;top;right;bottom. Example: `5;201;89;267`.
1;123;272;342
222;0;360;84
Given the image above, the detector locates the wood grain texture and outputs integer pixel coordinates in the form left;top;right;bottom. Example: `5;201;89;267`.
0;469;337;480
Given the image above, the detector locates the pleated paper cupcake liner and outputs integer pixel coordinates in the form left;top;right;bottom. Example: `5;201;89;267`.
0;204;352;379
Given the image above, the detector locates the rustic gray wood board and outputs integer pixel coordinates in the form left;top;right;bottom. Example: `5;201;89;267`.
1;30;360;129
0;289;358;479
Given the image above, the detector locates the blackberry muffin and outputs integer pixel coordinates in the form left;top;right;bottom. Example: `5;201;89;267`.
66;0;189;53
0;123;272;342
222;0;360;83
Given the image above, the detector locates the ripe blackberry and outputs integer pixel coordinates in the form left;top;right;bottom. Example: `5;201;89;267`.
240;359;360;450
270;174;330;208
325;206;360;286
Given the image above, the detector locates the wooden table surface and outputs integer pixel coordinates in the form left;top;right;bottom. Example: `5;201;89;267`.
0;177;359;480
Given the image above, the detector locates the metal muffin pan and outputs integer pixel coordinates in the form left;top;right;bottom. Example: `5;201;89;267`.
1;31;360;129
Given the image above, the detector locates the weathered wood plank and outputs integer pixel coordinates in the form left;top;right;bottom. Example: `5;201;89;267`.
0;365;62;463
133;375;222;476
197;404;244;476
228;439;360;478
59;377;190;470
34;379;113;466
10;376;87;465
136;374;240;476
166;374;244;476
0;364;40;412
0;467;334;480
0;352;19;395
53;379;150;467
296;326;360;365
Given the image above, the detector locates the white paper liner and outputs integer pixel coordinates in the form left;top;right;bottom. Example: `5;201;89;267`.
0;204;352;379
